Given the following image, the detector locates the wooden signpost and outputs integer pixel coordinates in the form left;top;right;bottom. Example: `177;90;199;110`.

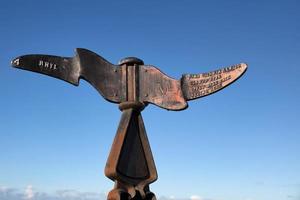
12;48;247;200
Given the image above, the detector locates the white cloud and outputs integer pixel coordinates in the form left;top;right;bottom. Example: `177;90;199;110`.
0;186;105;200
190;195;202;200
24;185;34;200
56;189;106;199
57;189;79;198
0;186;211;200
0;186;8;192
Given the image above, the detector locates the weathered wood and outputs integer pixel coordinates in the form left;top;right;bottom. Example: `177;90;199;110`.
11;49;247;109
105;108;157;200
104;58;157;200
12;49;247;200
181;63;247;100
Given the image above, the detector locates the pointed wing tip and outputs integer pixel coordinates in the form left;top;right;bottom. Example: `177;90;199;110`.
75;47;86;53
11;56;21;68
182;62;248;101
75;48;97;56
238;62;248;75
240;62;248;69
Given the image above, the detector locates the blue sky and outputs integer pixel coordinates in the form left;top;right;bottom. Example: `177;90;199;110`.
0;0;300;200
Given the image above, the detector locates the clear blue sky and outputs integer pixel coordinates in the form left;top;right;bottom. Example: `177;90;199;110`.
0;1;299;200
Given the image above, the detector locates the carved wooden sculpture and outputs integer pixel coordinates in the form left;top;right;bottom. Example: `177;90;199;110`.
12;48;247;200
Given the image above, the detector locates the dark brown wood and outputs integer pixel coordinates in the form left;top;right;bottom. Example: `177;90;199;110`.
11;49;248;200
104;58;157;200
105;108;157;200
11;49;247;110
11;48;125;103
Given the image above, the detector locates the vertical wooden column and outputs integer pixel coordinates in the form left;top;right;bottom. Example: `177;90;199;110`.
105;58;157;200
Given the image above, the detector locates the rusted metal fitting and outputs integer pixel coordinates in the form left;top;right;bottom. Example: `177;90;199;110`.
118;101;146;111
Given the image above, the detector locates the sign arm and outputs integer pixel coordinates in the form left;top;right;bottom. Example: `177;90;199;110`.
11;53;80;86
181;63;248;101
11;48;125;103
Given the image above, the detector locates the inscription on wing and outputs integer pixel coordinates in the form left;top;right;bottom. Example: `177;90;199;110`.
182;63;247;100
12;58;20;66
38;60;58;71
189;75;231;98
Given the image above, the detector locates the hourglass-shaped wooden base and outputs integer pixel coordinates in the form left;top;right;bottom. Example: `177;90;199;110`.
105;103;157;200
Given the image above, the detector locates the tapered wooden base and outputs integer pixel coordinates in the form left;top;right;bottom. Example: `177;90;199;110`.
105;106;157;200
